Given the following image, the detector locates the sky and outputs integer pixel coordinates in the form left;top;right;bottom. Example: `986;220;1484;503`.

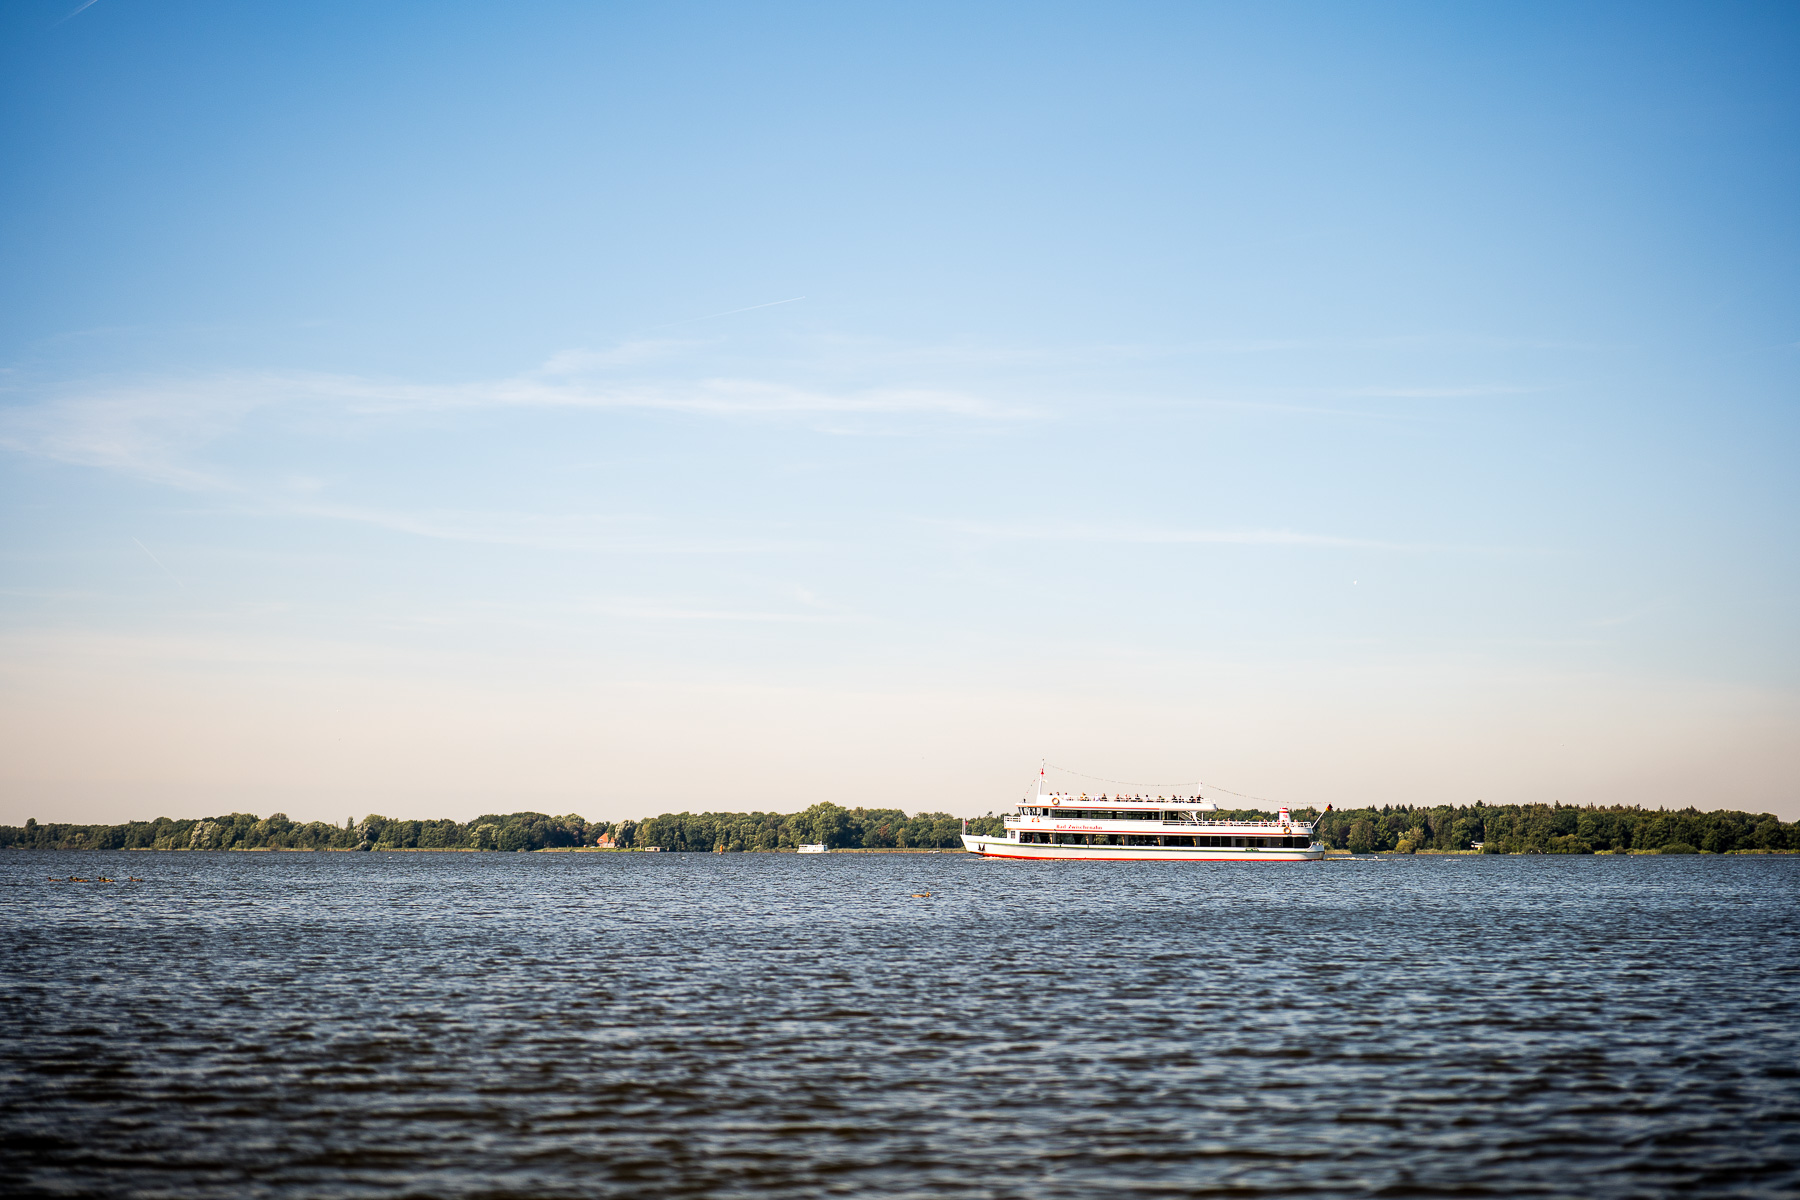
1;1;1796;825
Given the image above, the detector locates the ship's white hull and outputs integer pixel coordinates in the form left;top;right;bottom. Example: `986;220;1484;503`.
961;834;1323;862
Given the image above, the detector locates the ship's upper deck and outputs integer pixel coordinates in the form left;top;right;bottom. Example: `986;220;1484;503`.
1006;792;1314;833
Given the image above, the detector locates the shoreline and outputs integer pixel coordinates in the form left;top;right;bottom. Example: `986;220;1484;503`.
7;845;1794;856
3;845;974;854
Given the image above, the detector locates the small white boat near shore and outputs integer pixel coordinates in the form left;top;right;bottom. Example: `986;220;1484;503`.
797;843;828;854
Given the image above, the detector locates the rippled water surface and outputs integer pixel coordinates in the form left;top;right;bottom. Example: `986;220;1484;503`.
3;851;1797;1198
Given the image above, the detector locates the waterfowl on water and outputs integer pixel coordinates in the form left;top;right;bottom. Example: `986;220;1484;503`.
128;877;144;882
910;891;932;898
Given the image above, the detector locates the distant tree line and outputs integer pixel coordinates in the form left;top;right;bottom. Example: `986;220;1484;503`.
0;804;1007;852
1;801;1790;855
630;805;1004;851
0;812;599;853
1307;802;1798;855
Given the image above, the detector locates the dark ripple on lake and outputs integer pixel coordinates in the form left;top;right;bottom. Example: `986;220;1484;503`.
3;851;1797;1199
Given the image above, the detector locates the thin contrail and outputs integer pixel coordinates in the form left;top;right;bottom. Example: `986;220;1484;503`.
57;0;102;23
133;538;183;589
654;296;805;328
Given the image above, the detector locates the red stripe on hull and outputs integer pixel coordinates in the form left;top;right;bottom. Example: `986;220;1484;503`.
973;852;1317;862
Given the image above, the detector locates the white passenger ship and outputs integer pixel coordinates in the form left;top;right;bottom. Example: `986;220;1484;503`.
961;778;1324;862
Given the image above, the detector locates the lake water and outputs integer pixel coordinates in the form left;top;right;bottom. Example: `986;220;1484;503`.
3;850;1796;1198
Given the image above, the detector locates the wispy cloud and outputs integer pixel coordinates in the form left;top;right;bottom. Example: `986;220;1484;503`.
938;519;1468;552
0;372;268;490
1585;599;1672;629
653;296;806;328
0;330;1540;501
537;340;690;373
132;538;185;589
281;503;818;555
1340;384;1540;399
0;350;1030;488
56;0;101;24
579;600;857;623
350;370;1019;420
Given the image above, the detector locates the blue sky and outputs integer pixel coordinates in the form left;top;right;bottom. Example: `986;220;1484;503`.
2;2;1796;823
